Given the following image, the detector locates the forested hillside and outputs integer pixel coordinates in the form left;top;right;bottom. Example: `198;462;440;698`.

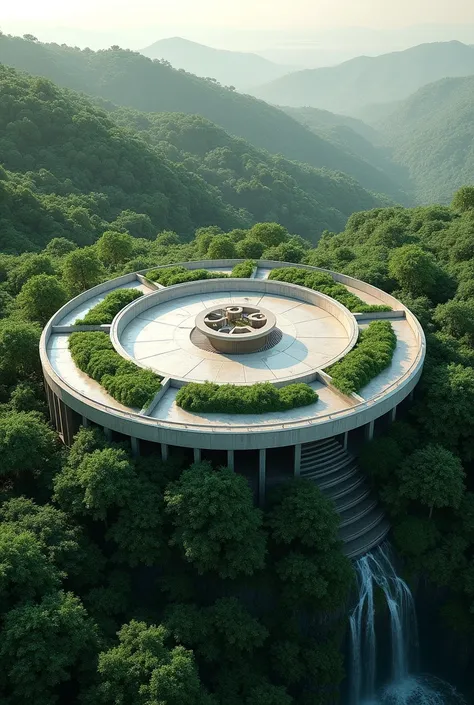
140;37;290;89
250;41;474;114
104;107;384;242
376;75;474;203
2;183;474;700
0;65;388;252
281;106;409;191
0;34;409;202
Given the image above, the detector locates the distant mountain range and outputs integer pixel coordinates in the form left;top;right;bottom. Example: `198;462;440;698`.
249;41;474;115
375;75;474;204
140;37;293;89
0;35;408;203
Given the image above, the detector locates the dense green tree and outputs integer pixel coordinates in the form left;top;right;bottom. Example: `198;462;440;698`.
89;620;211;705
0;497;102;582
106;475;166;566
207;235;237;259
236;237;266;259
165;462;266;578
96;230;134;267
0;525;60;611
0;411;58;477
433;299;474;342
388;245;440;297
397;444;465;517
7;254;56;294
266;479;339;550
16;273;67;324
248;223;288;248
0;591;98;705
0;319;41;377
45;237;78;257
166;598;268;664
452;186;474;212
62;247;104;294
53;447;136;520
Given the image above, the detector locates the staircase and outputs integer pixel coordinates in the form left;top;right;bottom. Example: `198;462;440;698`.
300;438;389;559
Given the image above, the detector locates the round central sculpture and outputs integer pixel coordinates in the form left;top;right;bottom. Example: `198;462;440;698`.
195;304;277;354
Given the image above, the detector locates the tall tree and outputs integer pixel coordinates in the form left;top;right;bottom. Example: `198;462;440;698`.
165;462;266;578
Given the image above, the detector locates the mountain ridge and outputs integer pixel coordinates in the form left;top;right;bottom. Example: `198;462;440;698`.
249;41;474;115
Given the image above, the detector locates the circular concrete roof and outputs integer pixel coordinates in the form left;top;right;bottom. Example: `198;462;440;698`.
112;282;357;385
40;260;426;449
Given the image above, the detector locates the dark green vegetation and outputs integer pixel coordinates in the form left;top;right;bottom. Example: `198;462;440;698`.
176;381;318;414
140;36;289;89
267;267;391;312
0;34;407;203
75;288;143;325
328;321;397;395
147;265;226;286
68;332;162;409
251;41;474;115
231;260;255;277
0;283;352;704
375;75;474;204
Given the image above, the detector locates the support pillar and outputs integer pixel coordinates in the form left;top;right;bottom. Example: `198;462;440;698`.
193;447;201;463
365;420;375;442
343;431;349;451
390;405;397;423
131;437;140;457
294;444;301;477
161;443;169;462
259;449;266;507
227;450;235;471
82;415;90;428
409;389;415;403
103;427;112;441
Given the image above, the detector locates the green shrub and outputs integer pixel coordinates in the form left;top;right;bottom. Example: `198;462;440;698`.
69;332;161;409
146;266;227;286
75;288;143;325
176;381;318;414
231;260;255;278
268;267;391;313
328;320;397;395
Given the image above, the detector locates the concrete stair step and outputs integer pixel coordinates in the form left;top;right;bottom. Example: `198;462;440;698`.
339;497;378;528
339;506;386;544
333;482;371;512
301;455;355;477
342;519;391;559
301;446;351;464
306;463;359;490
302;439;339;452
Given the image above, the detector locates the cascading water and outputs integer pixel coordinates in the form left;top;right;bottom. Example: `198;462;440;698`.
349;543;465;705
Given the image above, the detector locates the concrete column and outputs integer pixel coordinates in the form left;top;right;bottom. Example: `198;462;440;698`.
193;447;201;463
161;443;169;461
343;431;349;451
365;420;375;442
81;415;90;428
131;437;140;457
294;444;302;477
409;389;415;402
259;449;266;507
103;427;112;441
390;406;397;423
227;450;235;471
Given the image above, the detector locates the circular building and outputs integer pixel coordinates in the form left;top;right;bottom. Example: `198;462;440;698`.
40;260;426;558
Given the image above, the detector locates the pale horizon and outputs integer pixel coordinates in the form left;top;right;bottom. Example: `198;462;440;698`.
2;1;474;65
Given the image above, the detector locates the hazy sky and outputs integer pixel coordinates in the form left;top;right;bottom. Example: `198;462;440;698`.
3;0;474;32
2;0;474;59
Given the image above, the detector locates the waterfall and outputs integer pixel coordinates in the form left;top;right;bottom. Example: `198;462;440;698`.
348;543;464;705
